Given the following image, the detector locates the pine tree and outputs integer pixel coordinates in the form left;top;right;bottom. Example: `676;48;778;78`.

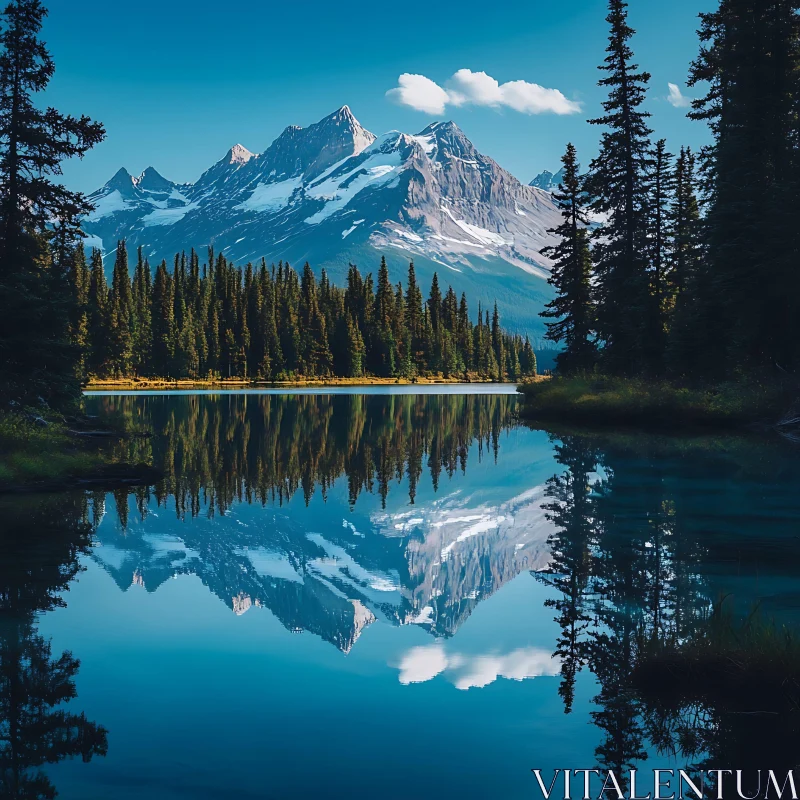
687;0;800;372
86;248;108;375
521;336;538;377
587;0;653;374
151;260;174;376
427;272;442;331
405;261;424;368
107;240;133;376
0;0;104;404
645;139;675;371
345;312;365;377
131;246;152;375
65;242;91;381
540;143;596;375
372;256;396;376
300;262;332;375
667;147;705;374
458;293;473;375
491;303;504;380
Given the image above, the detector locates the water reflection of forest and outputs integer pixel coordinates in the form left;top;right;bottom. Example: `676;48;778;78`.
96;393;515;516
538;432;800;795
0;495;107;799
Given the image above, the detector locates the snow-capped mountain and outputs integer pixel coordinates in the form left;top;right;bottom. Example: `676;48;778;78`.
83;106;563;331
529;167;567;193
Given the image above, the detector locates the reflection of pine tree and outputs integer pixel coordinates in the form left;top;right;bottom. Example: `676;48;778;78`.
537;436;599;712
538;433;723;785
0;495;108;798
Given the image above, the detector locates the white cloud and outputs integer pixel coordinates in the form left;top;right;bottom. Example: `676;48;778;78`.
667;83;692;109
396;644;559;689
386;73;451;116
386;69;581;116
398;644;449;684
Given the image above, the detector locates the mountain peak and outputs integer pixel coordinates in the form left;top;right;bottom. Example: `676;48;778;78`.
530;167;566;192
136;166;174;193
226;143;254;165
104;167;137;195
419;120;462;136
325;104;356;123
417;120;476;162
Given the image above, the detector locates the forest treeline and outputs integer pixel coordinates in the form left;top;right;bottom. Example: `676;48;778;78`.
542;0;800;383
70;243;537;382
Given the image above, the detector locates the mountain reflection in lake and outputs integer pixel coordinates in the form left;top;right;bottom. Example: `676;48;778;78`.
2;392;800;799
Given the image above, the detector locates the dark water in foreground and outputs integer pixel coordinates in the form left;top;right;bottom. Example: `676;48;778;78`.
2;391;800;799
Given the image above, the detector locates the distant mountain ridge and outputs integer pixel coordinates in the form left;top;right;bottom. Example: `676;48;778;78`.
529;167;567;193
83;106;563;332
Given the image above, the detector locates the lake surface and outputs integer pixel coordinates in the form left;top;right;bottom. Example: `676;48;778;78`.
2;391;800;799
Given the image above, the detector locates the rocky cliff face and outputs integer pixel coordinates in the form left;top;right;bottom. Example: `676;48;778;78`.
83;106;563;331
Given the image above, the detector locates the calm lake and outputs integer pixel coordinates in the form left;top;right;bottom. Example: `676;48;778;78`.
2;390;800;799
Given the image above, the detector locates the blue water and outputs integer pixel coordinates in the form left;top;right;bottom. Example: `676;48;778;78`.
2;391;800;799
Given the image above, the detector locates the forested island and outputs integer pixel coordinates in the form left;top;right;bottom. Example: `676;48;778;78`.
523;0;800;428
71;244;536;384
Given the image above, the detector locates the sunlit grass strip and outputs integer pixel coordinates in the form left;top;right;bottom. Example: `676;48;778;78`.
517;374;788;428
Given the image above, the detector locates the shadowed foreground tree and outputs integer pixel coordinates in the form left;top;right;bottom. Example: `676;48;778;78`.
0;0;104;405
540;143;596;375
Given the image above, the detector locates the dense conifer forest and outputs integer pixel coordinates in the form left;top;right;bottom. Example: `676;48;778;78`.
541;0;800;384
69;243;537;382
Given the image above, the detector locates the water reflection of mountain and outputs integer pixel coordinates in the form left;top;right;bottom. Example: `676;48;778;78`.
87;393;554;653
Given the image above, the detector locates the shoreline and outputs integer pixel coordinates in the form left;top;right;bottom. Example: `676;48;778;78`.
84;376;534;394
85;376;496;390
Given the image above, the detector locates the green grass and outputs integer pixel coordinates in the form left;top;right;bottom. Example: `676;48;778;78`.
0;411;104;485
518;374;791;429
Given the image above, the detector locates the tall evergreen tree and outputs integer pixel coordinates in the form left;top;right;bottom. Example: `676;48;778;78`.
372;256;396;376
666;147;705;374
131;246;152;375
86;248;108;376
405;261;424;368
587;0;653;374
687;0;800;372
540;143;596;374
151;260;174;376
645;139;675;370
68;243;90;379
107;240;133;376
0;0;104;403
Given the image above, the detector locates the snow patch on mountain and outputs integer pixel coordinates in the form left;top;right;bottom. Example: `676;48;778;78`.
87;190;132;220
142;200;200;227
234;175;303;213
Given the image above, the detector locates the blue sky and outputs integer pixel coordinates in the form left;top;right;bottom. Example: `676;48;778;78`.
46;0;714;194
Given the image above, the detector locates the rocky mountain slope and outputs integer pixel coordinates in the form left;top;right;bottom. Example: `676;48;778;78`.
83;106;563;331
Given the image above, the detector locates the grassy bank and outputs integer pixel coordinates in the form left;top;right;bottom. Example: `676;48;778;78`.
518;374;794;430
85;374;503;390
0;410;158;492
